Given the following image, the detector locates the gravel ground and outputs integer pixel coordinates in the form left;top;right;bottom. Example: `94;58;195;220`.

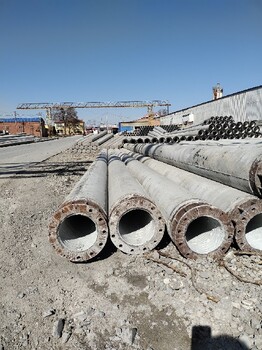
0;147;262;350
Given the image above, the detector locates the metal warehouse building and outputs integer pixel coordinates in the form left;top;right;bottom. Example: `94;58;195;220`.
160;85;262;126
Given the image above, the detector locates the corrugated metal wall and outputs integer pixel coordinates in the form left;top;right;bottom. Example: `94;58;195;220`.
160;86;262;125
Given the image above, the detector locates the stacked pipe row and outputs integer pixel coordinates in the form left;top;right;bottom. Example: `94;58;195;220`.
68;132;124;154
49;149;166;261
124;142;262;254
168;116;262;141
134;124;179;136
203;115;234;125
122;117;262;145
49;139;262;262
0;133;36;147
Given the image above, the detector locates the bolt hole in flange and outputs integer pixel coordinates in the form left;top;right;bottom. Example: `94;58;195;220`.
185;216;225;254
119;209;155;246
245;213;262;250
58;214;98;251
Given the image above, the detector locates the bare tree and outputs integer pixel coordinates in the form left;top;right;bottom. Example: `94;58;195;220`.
53;108;79;134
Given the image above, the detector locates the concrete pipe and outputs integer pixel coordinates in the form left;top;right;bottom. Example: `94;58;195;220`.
121;148;262;254
154;126;167;134
171;125;209;135
173;136;180;143
49;150;108;262
89;130;108;143
148;131;160;138
151;128;165;136
117;150;234;259
165;136;173;143
105;135;124;149
123;142;262;197
168;130;199;138
122;138;130;144
108;151;165;255
151;137;159;144
102;137;118;149
95;133;114;146
232;199;262;252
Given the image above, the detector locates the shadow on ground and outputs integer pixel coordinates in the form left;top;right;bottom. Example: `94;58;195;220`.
0;160;92;178
191;325;249;350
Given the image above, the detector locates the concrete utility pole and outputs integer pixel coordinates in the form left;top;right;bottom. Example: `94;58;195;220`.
115;149;234;259
49;150;108;262
108;150;165;255
123;143;262;197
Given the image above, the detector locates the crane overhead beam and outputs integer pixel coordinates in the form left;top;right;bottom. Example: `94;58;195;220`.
16;100;171;110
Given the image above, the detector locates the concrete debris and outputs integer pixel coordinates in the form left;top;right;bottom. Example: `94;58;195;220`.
52;318;64;338
61;331;71;344
116;326;137;345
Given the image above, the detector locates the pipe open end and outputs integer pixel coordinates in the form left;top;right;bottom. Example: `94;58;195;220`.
119;209;155;246
245;213;262;250
185;216;225;254
58;214;98;251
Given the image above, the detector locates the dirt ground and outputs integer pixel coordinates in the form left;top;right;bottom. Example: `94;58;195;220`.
0;148;261;350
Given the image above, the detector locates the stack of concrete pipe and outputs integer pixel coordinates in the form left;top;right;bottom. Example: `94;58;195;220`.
121;117;262;146
49;136;262;262
135;125;179;136
68;132;124;154
101;135;126;149
49;128;262;262
116;149;234;259
49;149;166;261
0;134;36;147
122;135;173;145
124;142;262;255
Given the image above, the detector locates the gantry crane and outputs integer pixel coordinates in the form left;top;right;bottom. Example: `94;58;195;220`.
16;100;171;125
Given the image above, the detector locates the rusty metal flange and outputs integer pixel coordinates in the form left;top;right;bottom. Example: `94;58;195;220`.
233;198;262;252
170;203;234;259
49;199;108;262
109;195;165;255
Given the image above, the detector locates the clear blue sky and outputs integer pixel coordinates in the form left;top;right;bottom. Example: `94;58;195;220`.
0;0;261;125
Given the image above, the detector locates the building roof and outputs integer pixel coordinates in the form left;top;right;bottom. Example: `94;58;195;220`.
0;117;43;123
167;84;262;116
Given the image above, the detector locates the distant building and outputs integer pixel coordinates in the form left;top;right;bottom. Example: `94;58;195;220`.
54;119;85;135
160;85;262;126
0;117;46;137
119;114;160;133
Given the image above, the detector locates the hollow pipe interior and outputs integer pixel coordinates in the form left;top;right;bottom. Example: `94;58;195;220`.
118;209;155;246
185;216;225;254
245;213;262;250
58;214;98;251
